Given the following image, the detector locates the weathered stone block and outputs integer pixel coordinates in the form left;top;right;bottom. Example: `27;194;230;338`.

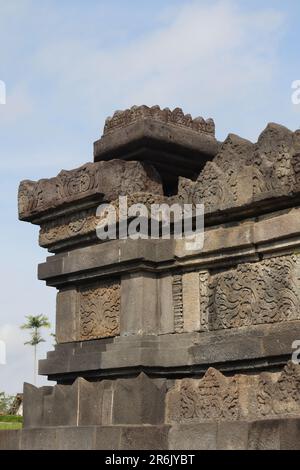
56;288;78;343
158;274;174;334
19;159;162;221
182;272;201;332
166;363;300;423
166;369;240;424
43;382;78;426
179;123;300;217
94;426;122;450
23;383;53;428
0;430;21;450
120;425;169;450
280;419;300;450
21;428;57;450
94;105;218;190
120;272;158;335
112;373;166;425
56;426;96;450
16;108;300;452
217;422;249;450
203;254;300;331
172;274;183;333
169;423;217;450
248;420;280;450
79;279;120;340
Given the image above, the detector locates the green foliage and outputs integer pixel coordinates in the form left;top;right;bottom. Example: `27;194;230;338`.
0;415;22;423
0;392;14;415
21;314;51;346
20;314;51;384
24;331;45;347
0;422;22;430
21;314;51;331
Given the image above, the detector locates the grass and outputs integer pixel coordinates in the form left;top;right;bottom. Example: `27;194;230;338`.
0;422;22;430
0;415;23;430
0;415;22;423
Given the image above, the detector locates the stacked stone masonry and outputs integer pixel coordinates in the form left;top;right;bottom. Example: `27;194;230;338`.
2;106;300;449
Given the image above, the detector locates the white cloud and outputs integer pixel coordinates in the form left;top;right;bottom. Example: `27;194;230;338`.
33;0;285;135
0;0;291;395
0;324;26;356
0;85;33;124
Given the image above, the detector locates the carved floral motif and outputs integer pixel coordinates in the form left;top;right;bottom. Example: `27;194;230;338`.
167;363;300;423
178;124;300;214
172;275;183;333
203;255;300;330
18;163;101;220
167;368;239;423
103;105;215;136
257;362;300;417
79;280;120;340
39;192;167;248
39;208;97;247
19;161;162;221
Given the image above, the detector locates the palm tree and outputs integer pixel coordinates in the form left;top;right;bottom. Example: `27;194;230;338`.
21;315;51;386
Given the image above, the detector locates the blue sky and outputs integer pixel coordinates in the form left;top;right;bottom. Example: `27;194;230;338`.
0;0;300;394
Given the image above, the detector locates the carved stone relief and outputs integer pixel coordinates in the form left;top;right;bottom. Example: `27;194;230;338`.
79;279;120;340
166;368;240;423
39;192;167;248
39;207;97;247
18;163;101;221
172;275;183;333
178;124;300;214
257;361;300;417
173;254;300;332
103;105;215;136
174;255;300;333
199;271;210;331
205;254;300;330
19;160;162;221
167;362;300;423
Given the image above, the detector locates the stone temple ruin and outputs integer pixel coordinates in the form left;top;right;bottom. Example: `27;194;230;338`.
2;105;300;449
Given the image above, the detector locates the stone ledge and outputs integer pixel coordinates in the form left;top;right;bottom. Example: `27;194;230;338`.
18;160;162;222
1;419;300;449
101;106;215;137
37;208;300;285
94;116;219;186
38;322;300;379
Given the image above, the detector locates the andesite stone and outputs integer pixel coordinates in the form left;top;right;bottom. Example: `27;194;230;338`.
2;106;300;449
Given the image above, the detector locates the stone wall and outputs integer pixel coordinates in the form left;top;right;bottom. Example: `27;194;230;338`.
3;106;300;449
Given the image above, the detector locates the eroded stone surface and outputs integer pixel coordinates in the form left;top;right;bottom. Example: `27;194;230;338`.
173;254;300;332
22;363;300;430
178;124;300;214
79;280;120;340
23;374;167;428
14;109;300;451
103;105;215;136
166;363;300;423
18;160;162;221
